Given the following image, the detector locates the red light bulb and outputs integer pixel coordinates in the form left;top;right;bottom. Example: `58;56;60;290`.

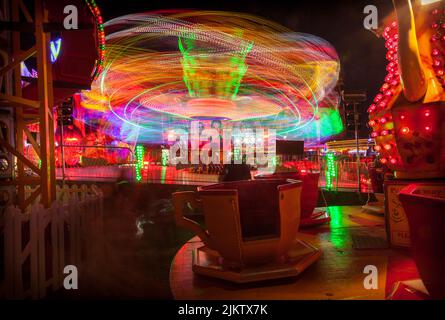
374;94;383;103
384;144;392;150
374;145;381;151
424;110;430;117
390;158;397;164
401;127;410;134
425;126;431;131
380;158;387;164
380;117;387;124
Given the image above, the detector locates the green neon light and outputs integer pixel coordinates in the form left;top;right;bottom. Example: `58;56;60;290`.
135;145;145;182
325;152;336;190
161;166;167;184
234;148;241;162
279;108;344;139
327;206;349;248
161;149;169;167
178;33;253;99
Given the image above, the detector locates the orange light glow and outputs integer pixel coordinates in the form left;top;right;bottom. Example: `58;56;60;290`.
400;127;410;134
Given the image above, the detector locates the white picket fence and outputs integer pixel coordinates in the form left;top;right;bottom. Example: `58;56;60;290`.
0;184;103;299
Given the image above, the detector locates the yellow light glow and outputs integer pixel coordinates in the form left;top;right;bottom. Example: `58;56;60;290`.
420;0;441;5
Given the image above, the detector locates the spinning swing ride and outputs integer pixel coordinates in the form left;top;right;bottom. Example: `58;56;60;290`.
79;11;343;145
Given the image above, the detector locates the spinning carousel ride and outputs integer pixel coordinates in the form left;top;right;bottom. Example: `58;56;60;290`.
80;11;342;144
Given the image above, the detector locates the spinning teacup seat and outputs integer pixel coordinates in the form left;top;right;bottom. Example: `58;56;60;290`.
254;171;329;227
399;184;445;299
173;179;321;283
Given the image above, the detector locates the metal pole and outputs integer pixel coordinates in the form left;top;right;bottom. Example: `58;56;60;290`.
354;103;361;193
60;119;66;184
11;0;26;208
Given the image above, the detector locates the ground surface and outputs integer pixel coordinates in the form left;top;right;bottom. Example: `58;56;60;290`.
170;206;419;300
45;184;386;299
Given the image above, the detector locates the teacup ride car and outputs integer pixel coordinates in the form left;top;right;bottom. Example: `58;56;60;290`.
254;170;330;227
173;179;321;283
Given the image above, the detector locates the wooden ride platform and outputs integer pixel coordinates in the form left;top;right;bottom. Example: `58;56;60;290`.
170;206;421;300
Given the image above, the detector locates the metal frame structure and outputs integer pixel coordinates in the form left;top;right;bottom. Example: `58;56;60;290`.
342;90;367;194
0;0;56;210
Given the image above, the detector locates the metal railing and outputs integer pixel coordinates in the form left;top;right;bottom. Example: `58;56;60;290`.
21;144;375;190
274;154;373;192
318;155;373;192
56;145;136;181
20;145;136;182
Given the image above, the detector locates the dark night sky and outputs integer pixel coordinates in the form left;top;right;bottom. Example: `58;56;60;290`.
97;0;395;139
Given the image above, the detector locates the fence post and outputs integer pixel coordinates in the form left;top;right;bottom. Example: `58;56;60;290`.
36;203;48;299
4;206;17;298
50;202;60;291
57;201;66;286
2;185;104;299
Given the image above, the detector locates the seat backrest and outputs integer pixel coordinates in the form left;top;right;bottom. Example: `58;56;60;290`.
201;180;281;240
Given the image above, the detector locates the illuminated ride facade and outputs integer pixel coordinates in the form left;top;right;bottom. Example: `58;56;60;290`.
369;1;445;179
368;0;445;299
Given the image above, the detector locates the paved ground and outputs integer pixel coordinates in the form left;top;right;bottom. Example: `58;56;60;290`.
45;183;371;299
49;189;194;299
170;206;419;300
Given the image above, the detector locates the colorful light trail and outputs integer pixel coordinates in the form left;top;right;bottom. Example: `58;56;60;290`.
80;11;342;144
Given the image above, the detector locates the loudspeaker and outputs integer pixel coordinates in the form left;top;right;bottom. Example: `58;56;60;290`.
276;140;304;156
